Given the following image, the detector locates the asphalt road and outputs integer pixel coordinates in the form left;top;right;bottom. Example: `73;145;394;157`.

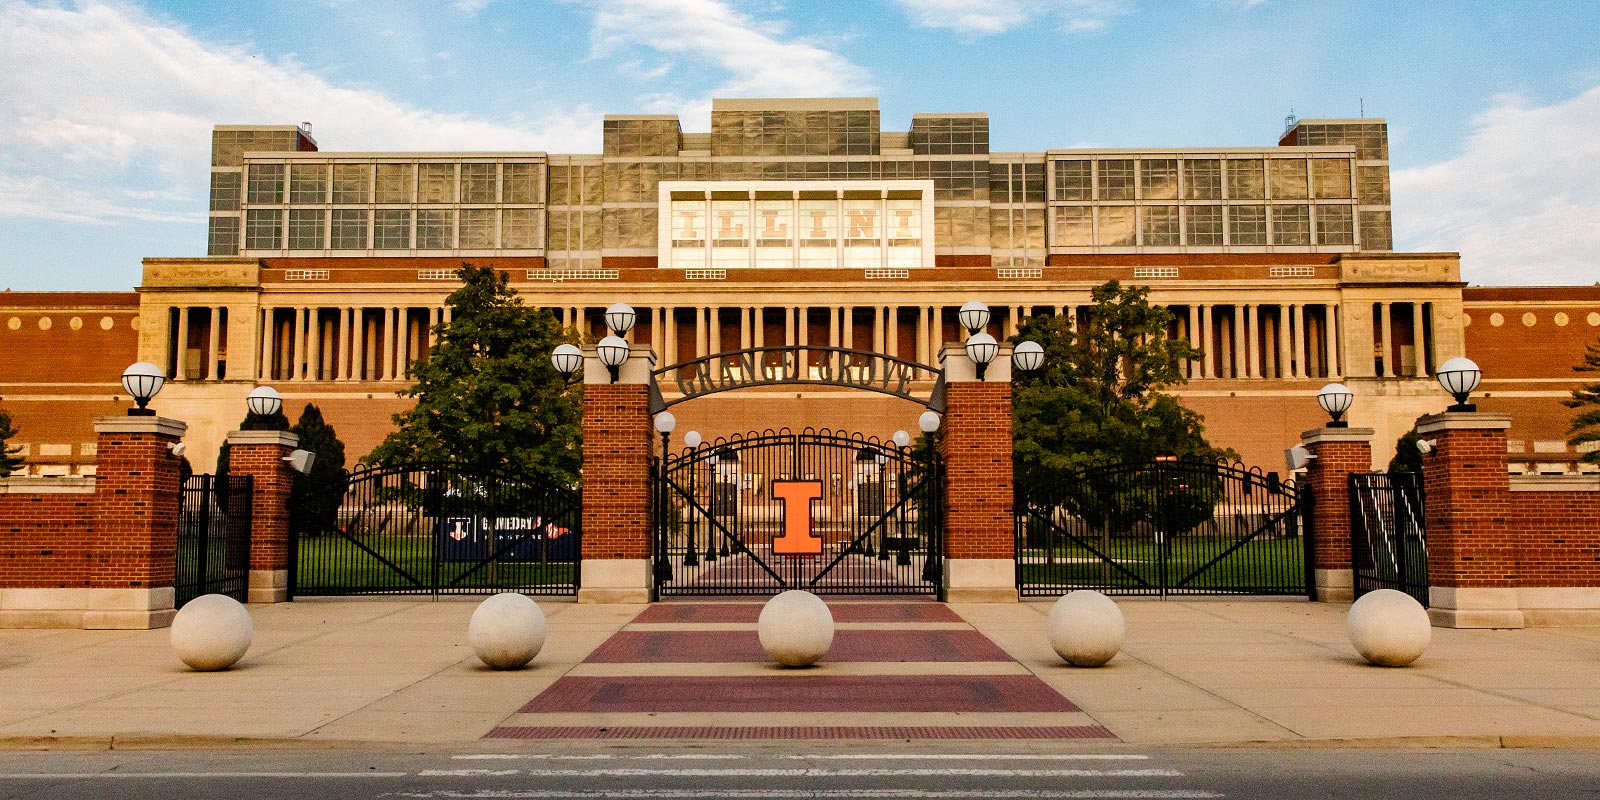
0;747;1597;799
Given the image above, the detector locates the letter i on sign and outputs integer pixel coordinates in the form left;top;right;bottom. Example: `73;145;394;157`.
770;480;824;556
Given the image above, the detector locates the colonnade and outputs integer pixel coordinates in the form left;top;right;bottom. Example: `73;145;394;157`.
161;299;1432;384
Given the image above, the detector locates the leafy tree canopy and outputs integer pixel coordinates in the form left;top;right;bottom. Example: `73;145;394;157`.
365;264;582;484
1564;338;1600;465
1012;280;1235;478
0;405;24;477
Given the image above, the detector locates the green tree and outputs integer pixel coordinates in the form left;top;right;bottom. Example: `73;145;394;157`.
1388;425;1424;475
215;405;289;477
365;264;582;484
1012;280;1232;477
287;403;349;526
1564;338;1600;465
0;405;25;477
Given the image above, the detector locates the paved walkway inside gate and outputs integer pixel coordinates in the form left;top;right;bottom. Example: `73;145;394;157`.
1;598;1599;748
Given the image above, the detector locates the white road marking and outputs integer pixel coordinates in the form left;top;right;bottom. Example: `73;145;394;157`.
0;772;407;779
419;769;1184;778
390;791;1221;799
453;754;1150;761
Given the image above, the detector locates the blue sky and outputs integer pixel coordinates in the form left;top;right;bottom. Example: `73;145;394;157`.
2;0;1598;290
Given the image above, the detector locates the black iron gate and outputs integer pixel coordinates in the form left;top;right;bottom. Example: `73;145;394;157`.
1015;459;1312;598
1349;472;1429;605
176;474;253;607
654;429;943;597
288;463;580;597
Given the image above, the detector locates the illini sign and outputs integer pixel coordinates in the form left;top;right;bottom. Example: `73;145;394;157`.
659;181;935;271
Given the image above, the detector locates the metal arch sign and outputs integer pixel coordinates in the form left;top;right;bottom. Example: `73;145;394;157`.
649;345;945;413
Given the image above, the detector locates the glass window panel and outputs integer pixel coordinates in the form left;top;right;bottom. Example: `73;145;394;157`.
1097;206;1135;246
1316;205;1354;245
287;208;324;250
246;164;284;204
1054;159;1091;201
375;164;414;204
755;199;794;246
1272;204;1310;245
417;163;455;204
461;163;497;203
374;209;411;249
1357;165;1389;203
547;165;571;206
1140;159;1178;200
330;209;368;249
289;163;326;203
671;199;707;247
210;172;241;211
503;208;541;248
416;208;452;249
799;199;837;252
885;199;920;244
1360;209;1392;250
207;216;240;255
1186;205;1223;245
1098;159;1134;200
547;209;571;250
1228;205;1266;245
331;164;369;204
1139;205;1179;245
244;209;281;249
581;209;603;249
711;200;749;245
582;166;603;204
1313;159;1352;199
1184;159;1221;200
1270;159;1309;199
1226;159;1264;200
1053;206;1093;246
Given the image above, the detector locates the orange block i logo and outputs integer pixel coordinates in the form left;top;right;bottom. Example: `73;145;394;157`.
770;480;824;556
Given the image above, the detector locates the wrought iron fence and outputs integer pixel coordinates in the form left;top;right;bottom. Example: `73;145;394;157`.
1349;471;1429;605
655;428;943;597
288;463;580;597
1015;458;1312;598
175;474;253;607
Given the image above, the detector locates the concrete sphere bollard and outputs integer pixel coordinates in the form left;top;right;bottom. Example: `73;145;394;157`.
1047;590;1125;667
1348;589;1431;667
170;594;253;671
468;593;547;670
758;590;835;667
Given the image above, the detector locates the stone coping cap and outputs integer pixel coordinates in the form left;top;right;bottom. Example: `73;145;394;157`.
1509;474;1600;492
0;476;96;494
225;430;301;448
92;416;187;437
1299;427;1375;445
1416;412;1512;434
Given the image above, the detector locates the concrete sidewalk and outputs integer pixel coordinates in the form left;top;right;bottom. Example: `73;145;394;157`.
0;597;1597;748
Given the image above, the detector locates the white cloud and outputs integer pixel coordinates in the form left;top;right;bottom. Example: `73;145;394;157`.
890;0;1130;36
1393;85;1600;286
573;0;872;120
0;1;600;227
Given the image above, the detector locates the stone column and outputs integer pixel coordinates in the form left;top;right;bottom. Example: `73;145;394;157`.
428;306;440;349
1300;426;1373;603
89;416;187;629
1379;302;1393;377
1246;304;1260;378
829;305;841;348
695;306;708;357
1186;305;1199;379
1200;304;1214;378
1226;308;1242;379
207;306;223;381
1418;412;1522;628
259;308;274;381
1277;306;1292;380
664;306;677;364
1328;304;1342;378
1292;303;1307;379
753;307;765;349
578;343;658;603
887;306;899;358
784;306;796;347
1413;301;1428;376
339;307;354;380
224;430;300;603
937;343;1016;602
740;306;752;350
174;307;190;381
915;306;928;364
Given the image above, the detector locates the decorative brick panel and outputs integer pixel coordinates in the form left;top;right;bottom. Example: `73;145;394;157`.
939;382;1014;560
580;385;653;560
90;427;183;589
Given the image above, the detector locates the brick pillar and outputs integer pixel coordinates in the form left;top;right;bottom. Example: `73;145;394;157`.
224;430;299;603
88;416;186;629
1299;426;1373;602
578;344;656;603
937;343;1016;602
1417;412;1522;628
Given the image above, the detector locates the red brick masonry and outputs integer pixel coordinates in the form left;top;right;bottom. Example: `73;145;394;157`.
521;674;1080;713
940;382;1014;561
0;490;95;589
583;629;1012;663
580;384;653;561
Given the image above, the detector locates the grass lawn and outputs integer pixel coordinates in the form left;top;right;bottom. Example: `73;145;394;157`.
1018;536;1307;594
293;534;577;595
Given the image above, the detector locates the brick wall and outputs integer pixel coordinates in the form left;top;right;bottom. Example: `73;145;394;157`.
1510;487;1600;587
90;430;182;589
225;436;297;574
1422;423;1516;589
940;382;1014;560
0;485;95;588
1302;433;1371;575
580;384;653;560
